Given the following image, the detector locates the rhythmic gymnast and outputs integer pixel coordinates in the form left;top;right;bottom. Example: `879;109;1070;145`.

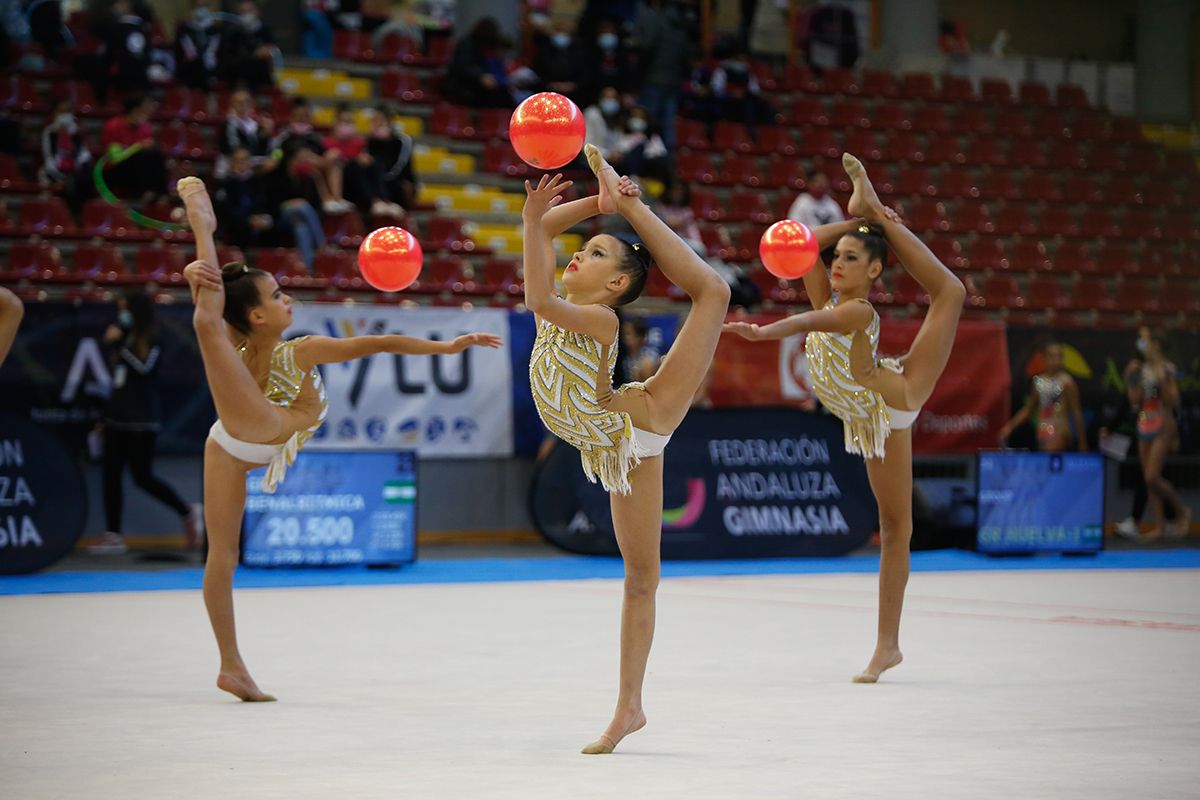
523;145;730;752
0;286;22;368
726;154;966;683
178;177;501;701
999;340;1087;452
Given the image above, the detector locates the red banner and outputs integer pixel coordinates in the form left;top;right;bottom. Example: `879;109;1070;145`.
711;316;1011;454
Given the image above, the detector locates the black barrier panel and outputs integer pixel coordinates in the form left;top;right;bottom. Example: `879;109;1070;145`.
0;413;88;575
531;408;877;559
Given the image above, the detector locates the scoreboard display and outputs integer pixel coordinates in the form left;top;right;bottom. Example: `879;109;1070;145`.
977;451;1105;554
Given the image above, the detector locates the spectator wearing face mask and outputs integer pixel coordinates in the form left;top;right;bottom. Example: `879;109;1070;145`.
367;106;418;212
583;86;624;161
444;16;515;108
271;98;354;214
218;89;277;179
582;16;635;107
176;0;224;90
40;101;94;212
711;46;776;128
105;0;153;95
531;16;587;100
786;172;844;230
610;106;668;182
258;148;328;274
324;104;404;219
221;0;276;90
214;147;277;256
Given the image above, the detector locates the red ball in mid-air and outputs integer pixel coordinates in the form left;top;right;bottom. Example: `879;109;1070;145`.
358;226;423;292
759;220;820;279
509;92;586;169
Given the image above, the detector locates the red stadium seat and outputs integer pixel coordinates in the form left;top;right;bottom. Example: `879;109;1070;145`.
1053;241;1100;275
750;61;779;92
0;76;46;112
1165;150;1198;176
976;170;1020;201
1056;85;1090;109
731;225;767;262
677;118;712;150
925;136;965;165
0;154;36;193
883;130;923;163
677;152;717;184
405;35;454;68
829;99;870;129
380;69;427;103
893;166;936;197
940;75;976;103
74;242;125;282
698;225;734;260
1023;172;1062;202
1079;209;1121;239
374;33;418;65
411;255;467;294
321;212;365;248
1072;115;1108;141
980;78;1015;105
760;155;804;190
481;139;531;178
900;72;938;101
966;237;1010;270
1110;116;1145;144
949;201;993;234
727;188;772;223
912;105;950;133
1125;145;1164;174
690;188;725;222
1095;242;1137;274
966;138;1009;167
159;123;213;160
313;250;356;285
1027;276;1069;309
843;130;881;162
81;199;155;241
1071;279;1116;311
890;272;930;306
794;127;839;159
476;258;522;296
1011;240;1052;272
1038;206;1079;237
781;63;820;93
428;104;474;138
981;274;1024;308
714;121;754;154
333;29;367;60
1087;143;1122;172
872;102;912;132
1064;174;1102;204
1019;81;1054;107
424;217;483;253
996;108;1032;138
1157;282;1198;313
819;68;857;95
755;126;796;157
861;70;899;98
1032;112;1071;140
3;240;64;281
788;96;829;127
18;197;77;237
927;237;966;270
474;109;511;141
1117;279;1157;312
160;86;209;122
1009;139;1048;169
133;244;186;283
1049;141;1086;170
1104;174;1143;205
903;198;949;232
63;79;115;117
1122;208;1161;239
951;105;989;134
717;154;762;188
1163;211;1199;241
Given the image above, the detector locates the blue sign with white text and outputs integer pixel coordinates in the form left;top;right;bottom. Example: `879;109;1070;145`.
977;451;1104;553
242;450;417;567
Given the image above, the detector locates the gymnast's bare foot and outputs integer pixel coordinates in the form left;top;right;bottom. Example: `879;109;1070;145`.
178;176;217;236
853;648;903;684
581;706;646;754
217;668;277;702
843;153;889;224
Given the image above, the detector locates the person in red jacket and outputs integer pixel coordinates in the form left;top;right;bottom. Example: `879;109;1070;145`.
101;94;168;204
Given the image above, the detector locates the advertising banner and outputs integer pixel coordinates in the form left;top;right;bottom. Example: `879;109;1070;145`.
531;408;877;559
242;450;417;567
709;317;1011;454
289;304;513;457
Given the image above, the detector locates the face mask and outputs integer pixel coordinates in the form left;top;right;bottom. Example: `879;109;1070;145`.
809;185;827;198
599;98;620;116
55;113;75;128
597;33;618;50
551;32;570;48
240;13;260;29
1136;339;1146;354
118;310;133;328
193;9;212;27
627;118;647;133
335;123;355;138
291;121;313;134
372;123;391;138
294;162;315;177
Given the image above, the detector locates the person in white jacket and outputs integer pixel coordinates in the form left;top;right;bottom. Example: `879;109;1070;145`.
786;172;845;230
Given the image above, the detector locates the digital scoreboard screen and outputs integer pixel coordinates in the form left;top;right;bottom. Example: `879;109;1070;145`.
242;450;417;567
976;451;1104;554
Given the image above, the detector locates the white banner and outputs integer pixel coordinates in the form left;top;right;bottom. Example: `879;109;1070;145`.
288;304;513;458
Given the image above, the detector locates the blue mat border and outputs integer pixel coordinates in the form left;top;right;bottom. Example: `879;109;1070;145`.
2;549;1198;596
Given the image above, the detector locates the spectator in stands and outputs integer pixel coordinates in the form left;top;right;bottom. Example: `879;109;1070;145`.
786;173;845;230
302;0;336;58
90;290;201;555
581;16;634;106
40;100;94;212
531;15;587;101
711;47;775;128
218;89;277;178
634;0;697;156
0;286;21;368
101;94;168;204
367;106;418;211
609;106;669;182
25;0;66;60
214;147;278;257
175;0;224;90
748;0;788;62
272;98;354;214
805;3;860;71
258;149;329;273
584;86;624;158
105;0;153;95
325;104;404;219
657;179;702;252
444;16;515;108
621;316;661;382
222;0;276;90
939;19;970;55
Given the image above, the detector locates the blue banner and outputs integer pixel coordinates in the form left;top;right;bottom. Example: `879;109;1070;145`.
242;450;418;567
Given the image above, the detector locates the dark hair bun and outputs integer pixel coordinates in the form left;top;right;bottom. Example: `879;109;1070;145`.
221;262;252;283
631;241;653;271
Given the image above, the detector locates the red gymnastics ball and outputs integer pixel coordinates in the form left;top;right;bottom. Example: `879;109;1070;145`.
358;226;423;292
759;220;820;280
509;92;587;169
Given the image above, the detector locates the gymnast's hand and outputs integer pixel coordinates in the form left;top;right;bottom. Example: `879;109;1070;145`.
723;321;765;341
445;333;503;353
184;260;223;294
